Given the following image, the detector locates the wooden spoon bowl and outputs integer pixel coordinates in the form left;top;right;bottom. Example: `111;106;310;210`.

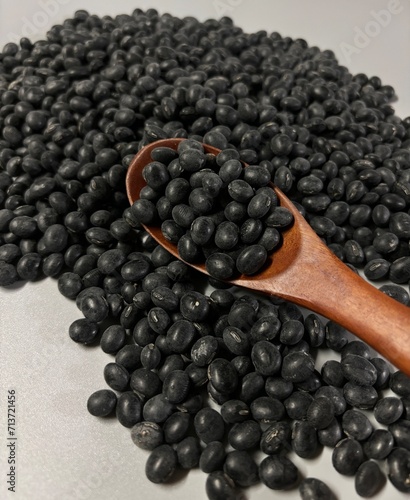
127;138;410;375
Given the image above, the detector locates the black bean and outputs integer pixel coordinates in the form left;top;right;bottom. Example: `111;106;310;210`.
130;368;161;399
281;351;314;382
389;419;410;451
16;253;41;281
103;362;129;392
306;397;335;430
140;344;161;370
176;436;201;469
81;294;109;323
332;438;364;476
236;244;267;275
284;391;313;420
145;444;177;484
100;325;126;354
374;396;403;425
259;455;298;490
373;231;399;254
363;429;394;460
42;253;64;277
326;321;349;352
131;421;164;451
200;442;226;473
344;382;378;410
143;394;174;423
387;447;410;492
162;370;190;404
316;386;347;417
69;318;98;344
87;389;116;417
250;396;285;423
390;371;410;397
147;307;170;334
205;471;236;500
379;284;410;305
355;460;385;497
116;392;142;428
206;253;236;280
251;341;281;376
299;478;335;500
223;450;259;488
341;354;377;386
265;376;293;401
208;358;238;395
179;291;209;323
166;319;196;354
390;212;410;239
163;412;191;445
342;409;373;441
115;345;142;373
131;199;157;224
194;407;225;444
317;417;342;448
227;420;261;451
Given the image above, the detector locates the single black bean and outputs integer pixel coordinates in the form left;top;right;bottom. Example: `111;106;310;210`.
131;422;163;451
281;351;315;382
299;477;335;500
116;392;142;428
332;438;364;475
317;418;343;448
205;471;236;500
342;409;373;441
206;253;236;280
103;362;129;392
163;370;190;404
208;358;238;394
87;389;116;417
200;442;226;473
355;460;385;497
259;455;298;490
194;407;225;444
163;412;191;445
236;244;267;275
145;444;177;484
374;396;403;425
143;394;174;424
69;318;98;344
100;325;127;354
251;341;281;376
341;354;377;386
387;447;410;492
130;368;161;399
223;450;259;488
389;419;410;451
140;344;161;370
176;436;201;469
363;429;394;460
228;420;261;451
390;371;410;397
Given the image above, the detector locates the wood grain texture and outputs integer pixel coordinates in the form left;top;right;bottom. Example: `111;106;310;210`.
126;138;410;376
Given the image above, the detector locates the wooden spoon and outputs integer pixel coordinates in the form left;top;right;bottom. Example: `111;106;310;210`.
126;138;410;376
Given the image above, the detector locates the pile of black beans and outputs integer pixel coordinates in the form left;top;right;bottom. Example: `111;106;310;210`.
0;8;410;499
132;139;294;278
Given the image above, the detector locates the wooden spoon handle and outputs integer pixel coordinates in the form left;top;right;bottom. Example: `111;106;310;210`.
275;253;410;376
